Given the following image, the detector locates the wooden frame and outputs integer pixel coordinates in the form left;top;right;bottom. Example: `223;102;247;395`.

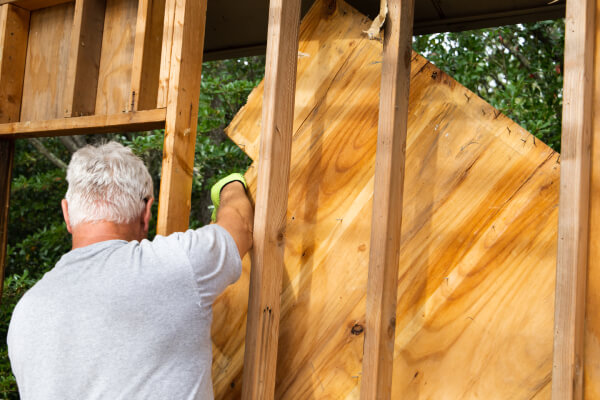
360;0;415;398
552;0;595;398
241;0;301;398
0;0;205;299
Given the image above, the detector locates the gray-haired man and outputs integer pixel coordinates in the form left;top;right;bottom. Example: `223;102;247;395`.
7;141;253;399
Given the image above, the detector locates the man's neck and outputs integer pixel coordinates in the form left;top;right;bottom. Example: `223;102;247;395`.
71;221;142;250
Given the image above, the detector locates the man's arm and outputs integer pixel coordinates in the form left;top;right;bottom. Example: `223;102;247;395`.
216;181;254;258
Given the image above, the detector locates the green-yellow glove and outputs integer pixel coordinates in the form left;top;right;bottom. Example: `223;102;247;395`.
210;173;247;222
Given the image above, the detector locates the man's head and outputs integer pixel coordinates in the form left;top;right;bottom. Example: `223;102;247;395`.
61;141;154;246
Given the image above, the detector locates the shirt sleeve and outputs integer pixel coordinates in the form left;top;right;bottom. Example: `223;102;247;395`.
170;224;242;308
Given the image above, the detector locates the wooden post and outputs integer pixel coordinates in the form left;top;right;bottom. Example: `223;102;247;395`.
241;0;301;398
0;3;29;300
552;0;595;398
585;0;600;395
155;0;206;235
130;0;165;111
63;0;106;117
360;0;414;399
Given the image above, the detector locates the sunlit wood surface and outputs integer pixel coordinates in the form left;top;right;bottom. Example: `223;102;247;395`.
213;1;559;398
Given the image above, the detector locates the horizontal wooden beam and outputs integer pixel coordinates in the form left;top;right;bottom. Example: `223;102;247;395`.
0;0;72;11
0;109;166;138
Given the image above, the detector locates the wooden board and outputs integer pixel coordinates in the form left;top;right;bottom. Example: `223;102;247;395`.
214;1;560;398
20;2;74;121
63;0;106;117
585;0;600;397
360;0;414;398
155;0;206;235
94;0;137;115
0;3;28;302
241;0;301;398
0;109;165;138
0;0;72;11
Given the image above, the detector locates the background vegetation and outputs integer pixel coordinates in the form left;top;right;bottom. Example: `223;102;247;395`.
0;19;564;398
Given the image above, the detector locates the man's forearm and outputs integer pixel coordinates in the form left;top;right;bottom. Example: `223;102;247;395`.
217;181;254;258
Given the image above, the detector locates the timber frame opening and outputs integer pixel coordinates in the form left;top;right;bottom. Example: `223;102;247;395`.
0;0;598;399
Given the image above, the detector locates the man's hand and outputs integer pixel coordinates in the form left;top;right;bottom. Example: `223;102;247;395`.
211;174;253;258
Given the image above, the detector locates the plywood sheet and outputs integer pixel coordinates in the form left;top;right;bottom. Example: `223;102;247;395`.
20;2;74;121
95;0;137;115
214;1;559;398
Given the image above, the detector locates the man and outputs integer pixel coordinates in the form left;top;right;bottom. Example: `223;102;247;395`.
7;141;253;399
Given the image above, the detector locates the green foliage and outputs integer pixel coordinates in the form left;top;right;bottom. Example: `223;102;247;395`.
413;20;564;151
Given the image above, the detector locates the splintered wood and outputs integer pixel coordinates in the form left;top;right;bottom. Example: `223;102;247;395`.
214;0;559;398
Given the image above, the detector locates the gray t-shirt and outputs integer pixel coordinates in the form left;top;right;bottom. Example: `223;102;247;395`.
7;224;241;400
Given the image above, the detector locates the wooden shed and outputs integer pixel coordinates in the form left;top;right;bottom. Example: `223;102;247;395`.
0;0;598;399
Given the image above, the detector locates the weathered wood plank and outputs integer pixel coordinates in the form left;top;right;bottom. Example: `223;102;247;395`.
552;0;595;398
63;0;105;117
20;2;73;121
241;0;301;399
585;0;600;397
0;3;28;123
0;0;72;11
130;0;165;111
0;3;29;301
94;0;137;114
360;0;414;398
155;0;206;235
213;1;559;398
0;109;165;138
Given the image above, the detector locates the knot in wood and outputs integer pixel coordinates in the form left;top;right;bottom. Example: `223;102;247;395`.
351;323;364;335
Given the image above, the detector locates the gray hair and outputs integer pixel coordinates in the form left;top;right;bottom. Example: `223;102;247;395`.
65;141;153;227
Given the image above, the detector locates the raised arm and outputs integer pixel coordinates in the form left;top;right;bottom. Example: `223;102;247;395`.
213;176;254;258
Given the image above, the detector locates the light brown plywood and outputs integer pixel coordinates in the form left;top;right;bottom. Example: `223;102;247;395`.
214;1;559;398
94;0;137;115
241;0;301;398
20;2;74;121
360;0;414;398
0;0;72;11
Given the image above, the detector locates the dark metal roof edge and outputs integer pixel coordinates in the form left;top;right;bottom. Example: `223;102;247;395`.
414;4;565;35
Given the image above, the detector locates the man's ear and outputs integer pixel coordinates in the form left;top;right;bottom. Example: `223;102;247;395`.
142;197;154;235
61;199;73;234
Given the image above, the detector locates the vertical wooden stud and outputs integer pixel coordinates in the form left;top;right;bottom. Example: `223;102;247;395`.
360;0;414;399
241;0;301;398
63;0;106;117
552;0;595;398
155;0;206;235
0;3;29;300
130;0;165;111
586;0;600;395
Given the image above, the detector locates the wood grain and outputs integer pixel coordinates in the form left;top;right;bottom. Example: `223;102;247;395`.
360;0;414;398
94;0;137;114
155;0;206;235
63;0;105;117
0;3;28;123
20;2;74;121
585;0;600;397
0;108;165;138
241;0;301;398
213;1;560;398
130;0;165;111
0;0;72;11
0;3;28;302
552;0;594;398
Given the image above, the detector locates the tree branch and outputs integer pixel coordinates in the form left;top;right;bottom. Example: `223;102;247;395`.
28;138;68;170
71;135;87;148
499;37;531;70
58;136;80;153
